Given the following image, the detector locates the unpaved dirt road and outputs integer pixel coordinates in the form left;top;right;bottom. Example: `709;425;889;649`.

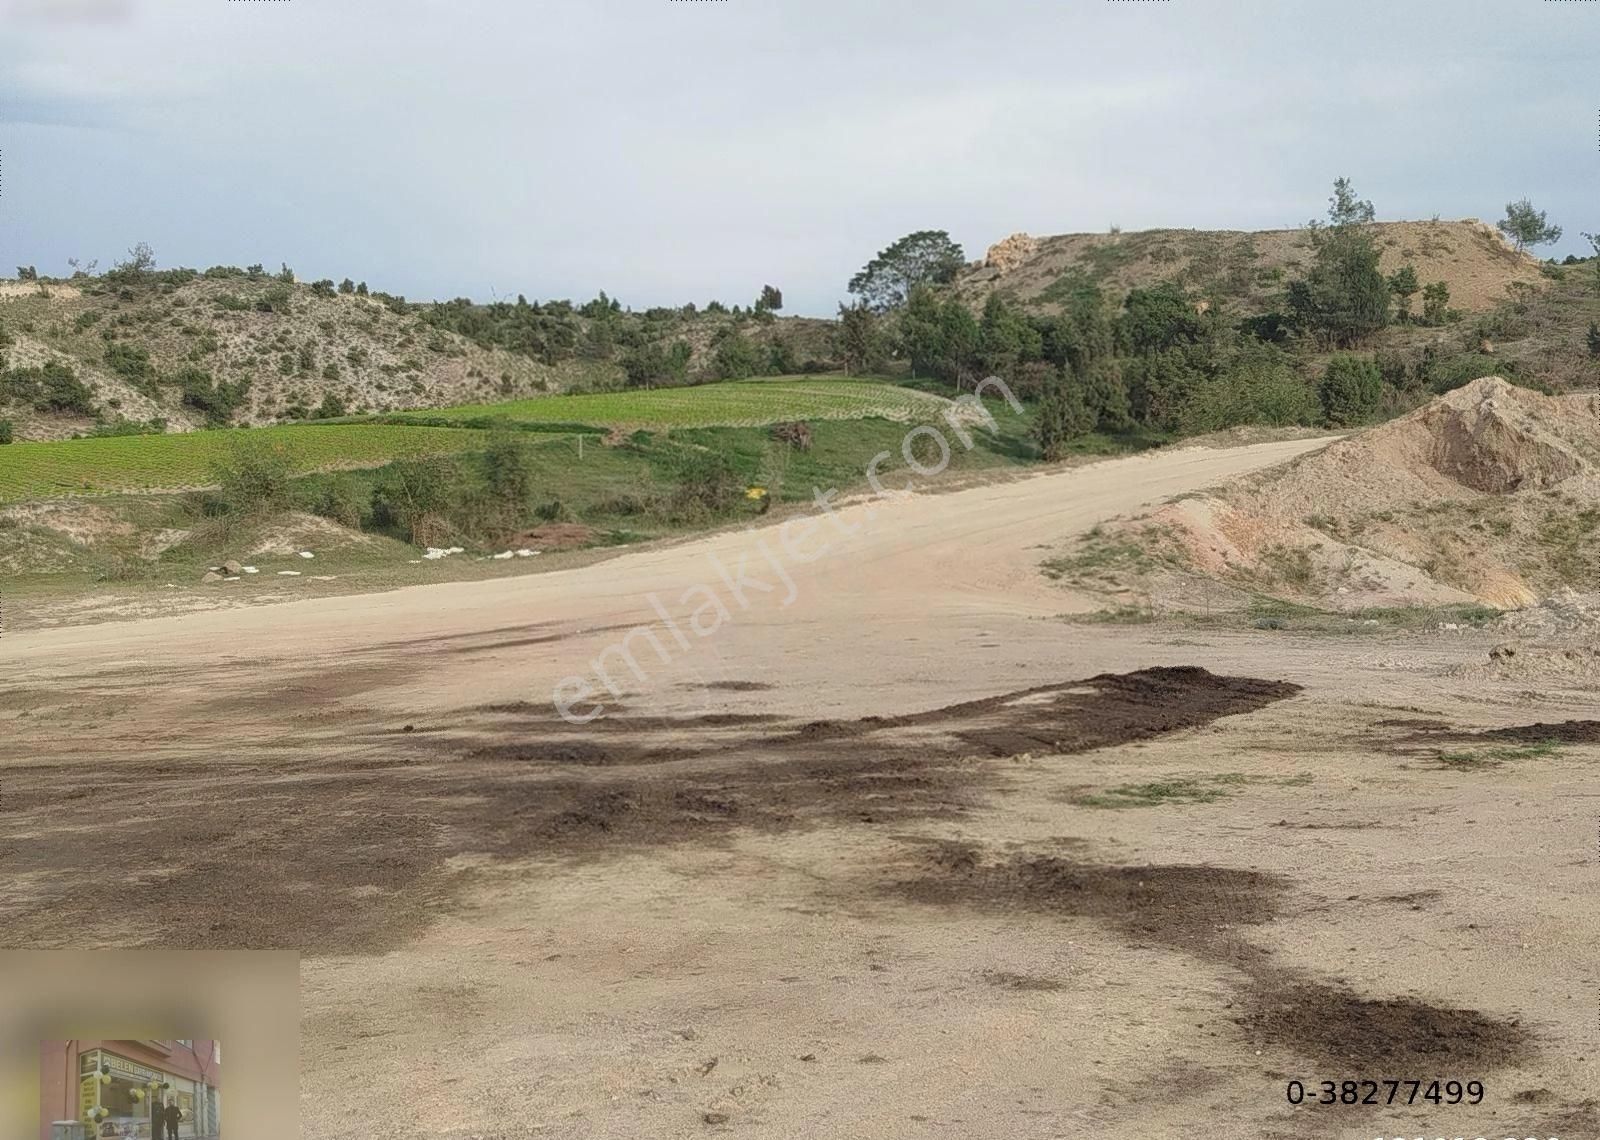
3;437;1596;1139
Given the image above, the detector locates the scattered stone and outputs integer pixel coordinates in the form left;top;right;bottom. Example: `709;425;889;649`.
278;570;302;577
797;1054;816;1062
221;559;242;575
298;550;315;559
702;1111;728;1125
697;1058;718;1077
241;566;259;574
201;571;223;583
492;550;515;560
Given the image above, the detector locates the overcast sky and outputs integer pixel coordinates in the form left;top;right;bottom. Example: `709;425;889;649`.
3;0;1596;315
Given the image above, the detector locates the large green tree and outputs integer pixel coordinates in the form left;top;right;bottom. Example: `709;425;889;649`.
847;230;965;311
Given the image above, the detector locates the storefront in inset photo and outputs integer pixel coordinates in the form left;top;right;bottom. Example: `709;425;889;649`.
41;1042;222;1140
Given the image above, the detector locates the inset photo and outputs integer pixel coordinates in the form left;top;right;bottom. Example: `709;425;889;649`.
40;1042;221;1140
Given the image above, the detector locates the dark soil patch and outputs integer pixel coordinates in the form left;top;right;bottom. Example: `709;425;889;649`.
1475;719;1600;744
512;523;599;550
688;680;775;692
886;839;1533;1078
1237;981;1529;1070
0;667;1300;955
889;840;1282;960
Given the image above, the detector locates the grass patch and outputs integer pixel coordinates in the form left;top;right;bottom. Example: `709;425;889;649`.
374;376;952;429
1436;740;1563;770
1075;771;1311;808
0;424;490;501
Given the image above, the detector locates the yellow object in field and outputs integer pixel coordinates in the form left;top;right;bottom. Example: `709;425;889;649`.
745;486;767;500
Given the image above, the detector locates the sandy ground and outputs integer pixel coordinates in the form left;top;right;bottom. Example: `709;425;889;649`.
3;436;1597;1139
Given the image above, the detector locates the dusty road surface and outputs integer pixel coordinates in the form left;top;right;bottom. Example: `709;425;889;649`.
3;437;1596;1139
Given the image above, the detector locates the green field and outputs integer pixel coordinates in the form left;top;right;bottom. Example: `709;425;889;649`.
383;376;953;429
0;424;489;502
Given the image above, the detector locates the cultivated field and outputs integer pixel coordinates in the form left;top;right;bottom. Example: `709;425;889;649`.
0;423;488;501
390;376;956;428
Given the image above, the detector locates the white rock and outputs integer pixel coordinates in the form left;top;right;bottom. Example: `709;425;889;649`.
309;575;336;581
224;576;241;582
298;551;315;559
492;550;515;560
515;549;538;557
278;570;302;576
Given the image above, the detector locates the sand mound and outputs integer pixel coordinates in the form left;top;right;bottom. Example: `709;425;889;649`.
1113;379;1600;610
243;512;378;557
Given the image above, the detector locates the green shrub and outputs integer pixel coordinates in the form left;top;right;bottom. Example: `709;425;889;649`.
1318;354;1383;426
312;474;365;528
371;455;466;542
0;420;12;444
1;361;95;414
313;392;347;419
667;448;743;518
711;332;763;380
212;439;296;515
105;342;155;382
173;367;249;426
1179;361;1320;433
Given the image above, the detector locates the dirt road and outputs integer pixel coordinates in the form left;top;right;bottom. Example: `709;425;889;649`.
3;436;1596;1139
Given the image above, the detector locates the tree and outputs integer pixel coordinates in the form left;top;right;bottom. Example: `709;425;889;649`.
1317;354;1383;426
1497;199;1561;252
755;285;783;313
1034;366;1093;460
1287;227;1390;347
15;266;37;282
1119;283;1203;354
1587;321;1600;359
338;278;355;294
834;302;885;374
1326;177;1375;227
847;230;965;311
1582;233;1600;296
711;331;763;380
0;420;12;444
976;292;1043;380
115;242;156;277
1421;281;1451;325
1387;265;1419;322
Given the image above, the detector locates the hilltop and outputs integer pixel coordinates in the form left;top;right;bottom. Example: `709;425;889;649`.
0;272;836;440
955;219;1544;317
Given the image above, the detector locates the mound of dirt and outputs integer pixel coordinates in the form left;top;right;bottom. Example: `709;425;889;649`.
1089;378;1600;611
243;512;379;557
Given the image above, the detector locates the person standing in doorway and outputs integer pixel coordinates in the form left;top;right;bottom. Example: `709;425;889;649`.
164;1100;182;1140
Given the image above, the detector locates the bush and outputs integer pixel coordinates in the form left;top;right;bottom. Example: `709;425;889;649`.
371;456;466;542
1318;355;1383;426
1178;360;1320;433
0;420;12;444
667;449;743;518
312;475;365;528
482;427;535;510
173;367;249;426
1;361;95;414
711;332;763;380
313;392;346;419
212;440;296;516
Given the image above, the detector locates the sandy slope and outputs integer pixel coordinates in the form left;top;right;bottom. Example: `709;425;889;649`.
3;435;1597;1140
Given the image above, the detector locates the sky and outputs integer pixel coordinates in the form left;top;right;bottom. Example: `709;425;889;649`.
2;0;1597;316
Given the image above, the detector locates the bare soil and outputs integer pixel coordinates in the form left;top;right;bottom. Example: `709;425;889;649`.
2;436;1594;1138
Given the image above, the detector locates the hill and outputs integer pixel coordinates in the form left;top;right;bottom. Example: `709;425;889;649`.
955;219;1544;318
0;272;838;441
